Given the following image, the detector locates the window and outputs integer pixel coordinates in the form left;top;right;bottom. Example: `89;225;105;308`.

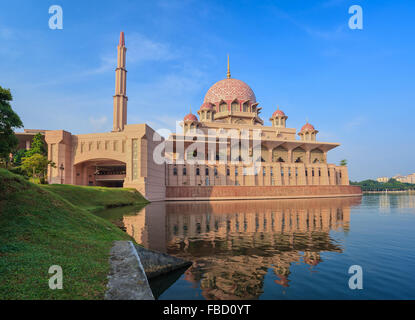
328;170;330;176
205;168;209;176
318;169;321;177
227;168;230;176
312;169;314;177
183;167;187;176
196;168;200;176
288;168;291;177
214;168;218;176
243;102;249;112
219;102;227;112
231;101;239;112
295;168;298;177
173;167;177;176
281;169;284;177
263;167;266;176
270;168;273;176
235;168;238;176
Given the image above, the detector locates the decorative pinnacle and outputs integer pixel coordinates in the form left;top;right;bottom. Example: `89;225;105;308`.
227;54;231;79
119;31;125;46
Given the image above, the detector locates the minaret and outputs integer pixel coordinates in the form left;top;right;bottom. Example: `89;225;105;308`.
112;31;128;132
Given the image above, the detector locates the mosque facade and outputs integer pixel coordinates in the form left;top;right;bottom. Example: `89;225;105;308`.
42;32;361;201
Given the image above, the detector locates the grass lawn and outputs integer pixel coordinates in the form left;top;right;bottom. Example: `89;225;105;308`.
0;169;148;299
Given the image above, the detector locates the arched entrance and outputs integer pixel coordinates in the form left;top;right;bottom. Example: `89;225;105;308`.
74;158;126;188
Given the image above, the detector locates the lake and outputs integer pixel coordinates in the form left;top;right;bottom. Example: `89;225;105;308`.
114;193;415;299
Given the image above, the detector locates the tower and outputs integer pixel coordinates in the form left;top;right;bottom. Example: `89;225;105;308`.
112;31;128;132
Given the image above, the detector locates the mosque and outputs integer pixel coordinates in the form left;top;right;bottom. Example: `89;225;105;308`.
38;32;361;201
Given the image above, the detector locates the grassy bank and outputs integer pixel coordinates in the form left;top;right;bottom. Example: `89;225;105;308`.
0;169;148;299
42;183;148;212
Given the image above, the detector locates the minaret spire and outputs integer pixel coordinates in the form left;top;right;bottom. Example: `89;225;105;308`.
112;31;128;132
227;54;231;79
119;31;125;46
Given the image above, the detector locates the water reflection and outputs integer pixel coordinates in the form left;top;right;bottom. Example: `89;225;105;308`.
123;197;362;299
378;192;415;210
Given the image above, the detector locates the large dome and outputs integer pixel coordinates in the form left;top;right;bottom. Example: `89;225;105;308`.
203;78;256;104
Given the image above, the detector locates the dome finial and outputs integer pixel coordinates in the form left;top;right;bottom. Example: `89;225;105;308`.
227;54;231;79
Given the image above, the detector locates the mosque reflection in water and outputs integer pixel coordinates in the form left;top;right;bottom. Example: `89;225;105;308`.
122;197;362;300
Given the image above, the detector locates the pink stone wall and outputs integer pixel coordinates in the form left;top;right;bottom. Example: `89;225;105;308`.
166;185;362;200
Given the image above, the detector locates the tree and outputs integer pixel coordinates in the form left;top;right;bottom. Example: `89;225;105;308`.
0;86;23;166
20;154;55;183
26;133;46;157
12;148;28;166
340;159;347;166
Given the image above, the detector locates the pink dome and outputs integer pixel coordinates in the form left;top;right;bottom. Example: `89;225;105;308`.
200;102;214;110
301;123;315;132
184;113;198;121
204;78;256;104
272;109;286;117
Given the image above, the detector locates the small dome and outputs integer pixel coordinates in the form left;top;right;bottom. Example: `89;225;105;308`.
301;123;315;132
200;102;215;110
272;109;286;117
184;113;198;121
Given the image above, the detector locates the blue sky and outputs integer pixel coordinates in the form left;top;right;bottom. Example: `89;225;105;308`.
1;0;414;180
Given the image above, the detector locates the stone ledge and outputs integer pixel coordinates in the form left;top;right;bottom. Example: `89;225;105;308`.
105;241;154;300
105;241;192;300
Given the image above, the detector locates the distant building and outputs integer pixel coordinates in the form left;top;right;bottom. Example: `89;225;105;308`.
377;177;389;183
393;174;415;184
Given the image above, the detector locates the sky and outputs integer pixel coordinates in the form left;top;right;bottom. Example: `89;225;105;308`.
1;0;414;181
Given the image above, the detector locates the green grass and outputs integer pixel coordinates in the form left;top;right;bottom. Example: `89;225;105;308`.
41;183;148;212
0;169;148;299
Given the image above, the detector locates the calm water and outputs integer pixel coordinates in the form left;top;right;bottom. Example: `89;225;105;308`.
117;194;415;299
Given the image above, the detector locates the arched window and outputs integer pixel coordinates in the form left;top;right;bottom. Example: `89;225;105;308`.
311;148;325;163
231;101;239;112
272;146;288;162
219;102;227;112
243;102;249;112
292;147;306;163
196;168;200;176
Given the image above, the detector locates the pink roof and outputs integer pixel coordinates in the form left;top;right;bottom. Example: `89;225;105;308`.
272;109;286;117
204;78;256;104
301;123;315;132
184;113;198;121
200;102;214;110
